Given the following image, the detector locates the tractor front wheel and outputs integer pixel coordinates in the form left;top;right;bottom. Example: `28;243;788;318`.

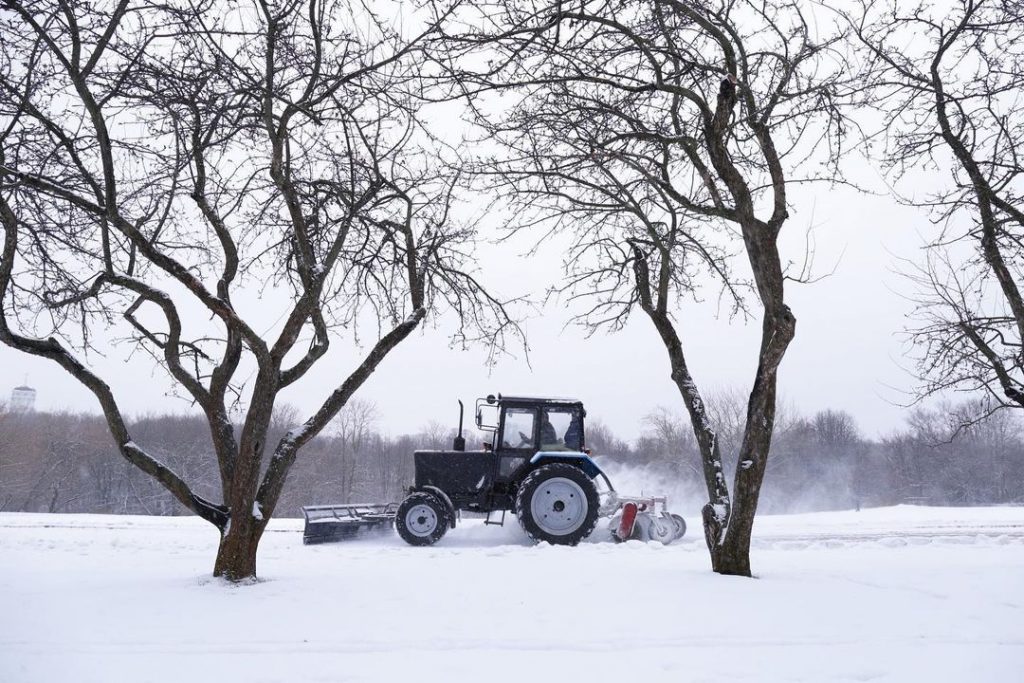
516;463;600;545
396;491;450;546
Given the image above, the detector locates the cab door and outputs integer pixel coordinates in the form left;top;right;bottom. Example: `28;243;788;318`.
495;405;538;482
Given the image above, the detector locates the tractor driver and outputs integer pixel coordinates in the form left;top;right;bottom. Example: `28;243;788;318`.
539;412;559;449
540;409;580;451
564;412;583;451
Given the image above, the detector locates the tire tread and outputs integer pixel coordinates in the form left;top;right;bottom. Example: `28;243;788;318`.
515;463;600;545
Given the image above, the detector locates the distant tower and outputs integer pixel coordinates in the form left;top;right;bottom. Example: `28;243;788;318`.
10;379;36;413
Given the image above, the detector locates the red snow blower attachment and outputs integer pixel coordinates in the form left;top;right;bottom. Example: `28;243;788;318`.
607;495;687;544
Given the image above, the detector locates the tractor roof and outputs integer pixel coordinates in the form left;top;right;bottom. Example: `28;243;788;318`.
497;395;583;406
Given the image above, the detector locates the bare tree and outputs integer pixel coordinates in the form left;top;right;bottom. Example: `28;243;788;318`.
446;0;849;574
0;0;513;580
642;406;699;471
331;399;377;502
0;404;14;511
844;0;1024;420
812;409;860;450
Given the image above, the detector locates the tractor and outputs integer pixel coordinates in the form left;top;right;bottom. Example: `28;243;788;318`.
301;394;686;547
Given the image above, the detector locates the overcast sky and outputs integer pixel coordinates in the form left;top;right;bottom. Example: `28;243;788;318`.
0;0;961;446
1;162;936;443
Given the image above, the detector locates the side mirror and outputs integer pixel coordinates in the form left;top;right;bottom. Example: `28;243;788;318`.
476;403;499;430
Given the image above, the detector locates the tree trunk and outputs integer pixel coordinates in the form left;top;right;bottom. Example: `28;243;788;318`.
708;305;795;577
213;514;265;581
710;535;752;576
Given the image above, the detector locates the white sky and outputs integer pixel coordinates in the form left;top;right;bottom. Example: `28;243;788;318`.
0;168;935;443
0;2;956;445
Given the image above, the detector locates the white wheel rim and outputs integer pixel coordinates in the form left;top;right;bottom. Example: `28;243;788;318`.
649;515;674;542
405;503;438;537
530;477;588;536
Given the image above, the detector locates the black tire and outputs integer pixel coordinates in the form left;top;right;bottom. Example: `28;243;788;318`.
515;463;600;545
396;492;450;546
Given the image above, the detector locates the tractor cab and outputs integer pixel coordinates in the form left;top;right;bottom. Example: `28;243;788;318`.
410;394;593;517
475;394;587;477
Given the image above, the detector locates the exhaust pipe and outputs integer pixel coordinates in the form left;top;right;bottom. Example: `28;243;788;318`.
452;400;466;451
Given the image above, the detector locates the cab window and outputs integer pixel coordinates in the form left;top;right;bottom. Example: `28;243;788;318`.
539;408;580;451
502;408;536;449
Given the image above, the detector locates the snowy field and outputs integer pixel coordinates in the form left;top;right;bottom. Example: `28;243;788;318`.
2;505;1023;683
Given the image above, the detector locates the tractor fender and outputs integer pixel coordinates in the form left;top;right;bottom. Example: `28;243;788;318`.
418;485;457;529
529;452;604;480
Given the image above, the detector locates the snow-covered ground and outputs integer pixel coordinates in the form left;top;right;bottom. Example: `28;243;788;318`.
2;505;1022;682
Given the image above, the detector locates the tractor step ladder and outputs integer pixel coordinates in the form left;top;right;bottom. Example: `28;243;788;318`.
484;509;506;526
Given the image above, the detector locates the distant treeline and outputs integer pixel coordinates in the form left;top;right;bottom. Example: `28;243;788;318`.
1;395;1022;517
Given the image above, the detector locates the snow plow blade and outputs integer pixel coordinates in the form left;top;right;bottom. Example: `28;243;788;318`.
606;495;687;545
301;503;398;544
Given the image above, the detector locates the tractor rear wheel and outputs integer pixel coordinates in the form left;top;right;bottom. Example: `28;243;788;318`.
515;463;599;545
396;491;450;546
